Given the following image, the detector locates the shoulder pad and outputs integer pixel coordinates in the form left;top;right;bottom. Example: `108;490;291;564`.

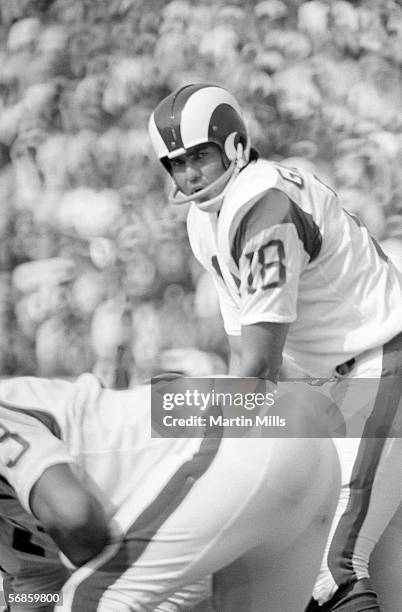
218;160;279;266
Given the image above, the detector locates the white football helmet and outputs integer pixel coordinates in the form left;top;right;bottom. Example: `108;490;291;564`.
148;83;250;212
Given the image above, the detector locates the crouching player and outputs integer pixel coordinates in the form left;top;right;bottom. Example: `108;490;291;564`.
0;373;340;611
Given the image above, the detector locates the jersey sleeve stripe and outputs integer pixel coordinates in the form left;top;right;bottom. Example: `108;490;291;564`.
231;189;322;265
289;199;322;262
0;401;62;439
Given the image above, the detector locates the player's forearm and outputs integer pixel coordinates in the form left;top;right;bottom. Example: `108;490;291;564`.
228;351;241;375
30;463;110;567
239;322;288;382
229;350;279;382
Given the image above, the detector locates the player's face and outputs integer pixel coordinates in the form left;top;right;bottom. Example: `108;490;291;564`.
170;144;227;201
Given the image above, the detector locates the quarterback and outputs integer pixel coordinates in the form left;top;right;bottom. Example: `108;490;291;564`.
149;83;402;611
0;373;340;612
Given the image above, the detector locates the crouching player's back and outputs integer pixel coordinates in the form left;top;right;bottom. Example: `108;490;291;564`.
0;374;340;612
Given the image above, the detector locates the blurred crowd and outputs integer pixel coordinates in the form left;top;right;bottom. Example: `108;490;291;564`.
0;0;401;385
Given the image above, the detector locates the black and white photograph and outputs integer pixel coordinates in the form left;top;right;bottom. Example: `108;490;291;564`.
0;0;401;610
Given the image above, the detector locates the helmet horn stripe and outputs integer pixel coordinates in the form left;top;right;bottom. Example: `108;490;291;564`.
148;113;169;158
153;84;228;157
180;87;243;153
153;84;206;156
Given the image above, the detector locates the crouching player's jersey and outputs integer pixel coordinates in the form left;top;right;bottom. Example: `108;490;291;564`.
0;483;62;575
187;159;402;377
0;374;342;612
0;377;77;575
0;375;201;575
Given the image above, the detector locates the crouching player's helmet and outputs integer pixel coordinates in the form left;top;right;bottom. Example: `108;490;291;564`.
148;83;250;212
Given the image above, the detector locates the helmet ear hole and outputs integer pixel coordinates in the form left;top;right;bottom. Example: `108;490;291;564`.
224;132;238;160
238;134;247;149
224;132;249;165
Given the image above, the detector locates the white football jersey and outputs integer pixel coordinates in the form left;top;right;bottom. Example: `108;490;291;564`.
0;375;201;548
187;159;402;376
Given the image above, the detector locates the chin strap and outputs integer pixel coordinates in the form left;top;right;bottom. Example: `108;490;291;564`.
168;143;248;213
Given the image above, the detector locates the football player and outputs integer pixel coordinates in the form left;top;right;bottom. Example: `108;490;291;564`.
0;373;340;612
149;83;402;612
